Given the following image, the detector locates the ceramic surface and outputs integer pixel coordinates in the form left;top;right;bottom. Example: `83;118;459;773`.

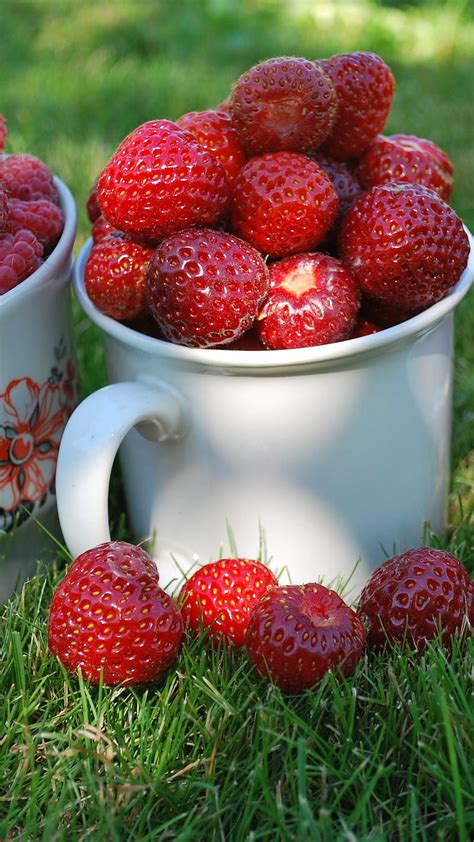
0;178;78;601
57;235;473;596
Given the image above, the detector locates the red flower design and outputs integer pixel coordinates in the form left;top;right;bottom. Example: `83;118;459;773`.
0;376;67;512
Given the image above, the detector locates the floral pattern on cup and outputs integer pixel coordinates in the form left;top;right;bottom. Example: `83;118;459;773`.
0;347;77;532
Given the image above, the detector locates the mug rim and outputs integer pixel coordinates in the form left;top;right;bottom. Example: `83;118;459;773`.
73;229;474;370
0;175;78;315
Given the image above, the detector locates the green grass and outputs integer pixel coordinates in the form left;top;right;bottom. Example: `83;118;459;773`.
1;0;474;838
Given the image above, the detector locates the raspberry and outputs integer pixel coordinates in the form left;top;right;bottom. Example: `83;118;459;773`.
230;56;337;155
48;541;184;685
358;547;474;651
0;230;43;295
146;227;269;347
230;152;339;258
177;109;247;188
0;154;59;203
0;189;8;230
97;119;230;242
85;235;154;321
355;134;453;202
320;52;395;160
245;583;366;694
257;252;360;349
5;198;64;255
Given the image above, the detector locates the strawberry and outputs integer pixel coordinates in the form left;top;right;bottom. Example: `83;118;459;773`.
320;52;395;160
48;541;184;685
351;318;382;338
97;119;230;242
0;153;59;203
0;230;43;295
91;214;120;243
257;252;360;349
358;547;474;651
85;235;154;320
230;152;339;259
338;182;470;314
245;583;366;694
224;326;266;350
309;153;363;217
177;109;247;188
354;134;453;202
146;227;269;347
179;558;278;647
5;198;64;255
229;56;337;155
86;181;101;223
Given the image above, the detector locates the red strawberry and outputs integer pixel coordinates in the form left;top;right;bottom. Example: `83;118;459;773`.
179;558;278;647
224;326;266;350
245;583;366;694
0;114;7;152
146;227;269;347
257;252;360;349
231;152;339;259
177;109;247;188
338;182;470;314
5;198;64;255
0;230;43;295
0;153;59;203
320;52;395;160
91;214;120;243
230;56;337;155
86;181;101;224
48;541;184;685
351;318;382;338
309;153;363;217
97;119;230;242
358;547;474;651
85;235;154;320
354;134;453;202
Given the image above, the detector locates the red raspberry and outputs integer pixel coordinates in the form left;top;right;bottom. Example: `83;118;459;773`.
230;56;337;155
48;541;184;685
257;252;360;349
179;558;277;647
358;547;474;651
0;114;6;152
338;182;470;314
97;119;230;242
245;583;366;694
5;198;64;255
86;181;101;223
0;189;7;230
85;235;154;321
231;152;339;259
177;109;247;188
310;153;363;217
91;214;120;243
0;153;59;203
355;134;453;202
320;52;395;160
0;230;43;295
146;227;269;347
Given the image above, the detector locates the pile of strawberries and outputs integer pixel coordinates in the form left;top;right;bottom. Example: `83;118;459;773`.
84;52;470;349
0;117;65;295
48;540;474;693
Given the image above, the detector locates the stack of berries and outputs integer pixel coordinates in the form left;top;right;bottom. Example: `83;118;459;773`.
48;541;474;693
84;52;469;349
0;117;65;295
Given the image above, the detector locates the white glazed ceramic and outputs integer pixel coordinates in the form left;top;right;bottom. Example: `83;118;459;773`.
0;178;78;601
57;235;473;595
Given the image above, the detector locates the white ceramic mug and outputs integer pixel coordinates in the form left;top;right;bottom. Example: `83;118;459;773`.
0;178;78;600
57;235;473;595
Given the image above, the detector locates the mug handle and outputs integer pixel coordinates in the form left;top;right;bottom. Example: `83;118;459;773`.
56;378;188;559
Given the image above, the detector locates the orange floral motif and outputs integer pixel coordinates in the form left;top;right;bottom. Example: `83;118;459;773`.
0;364;76;531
